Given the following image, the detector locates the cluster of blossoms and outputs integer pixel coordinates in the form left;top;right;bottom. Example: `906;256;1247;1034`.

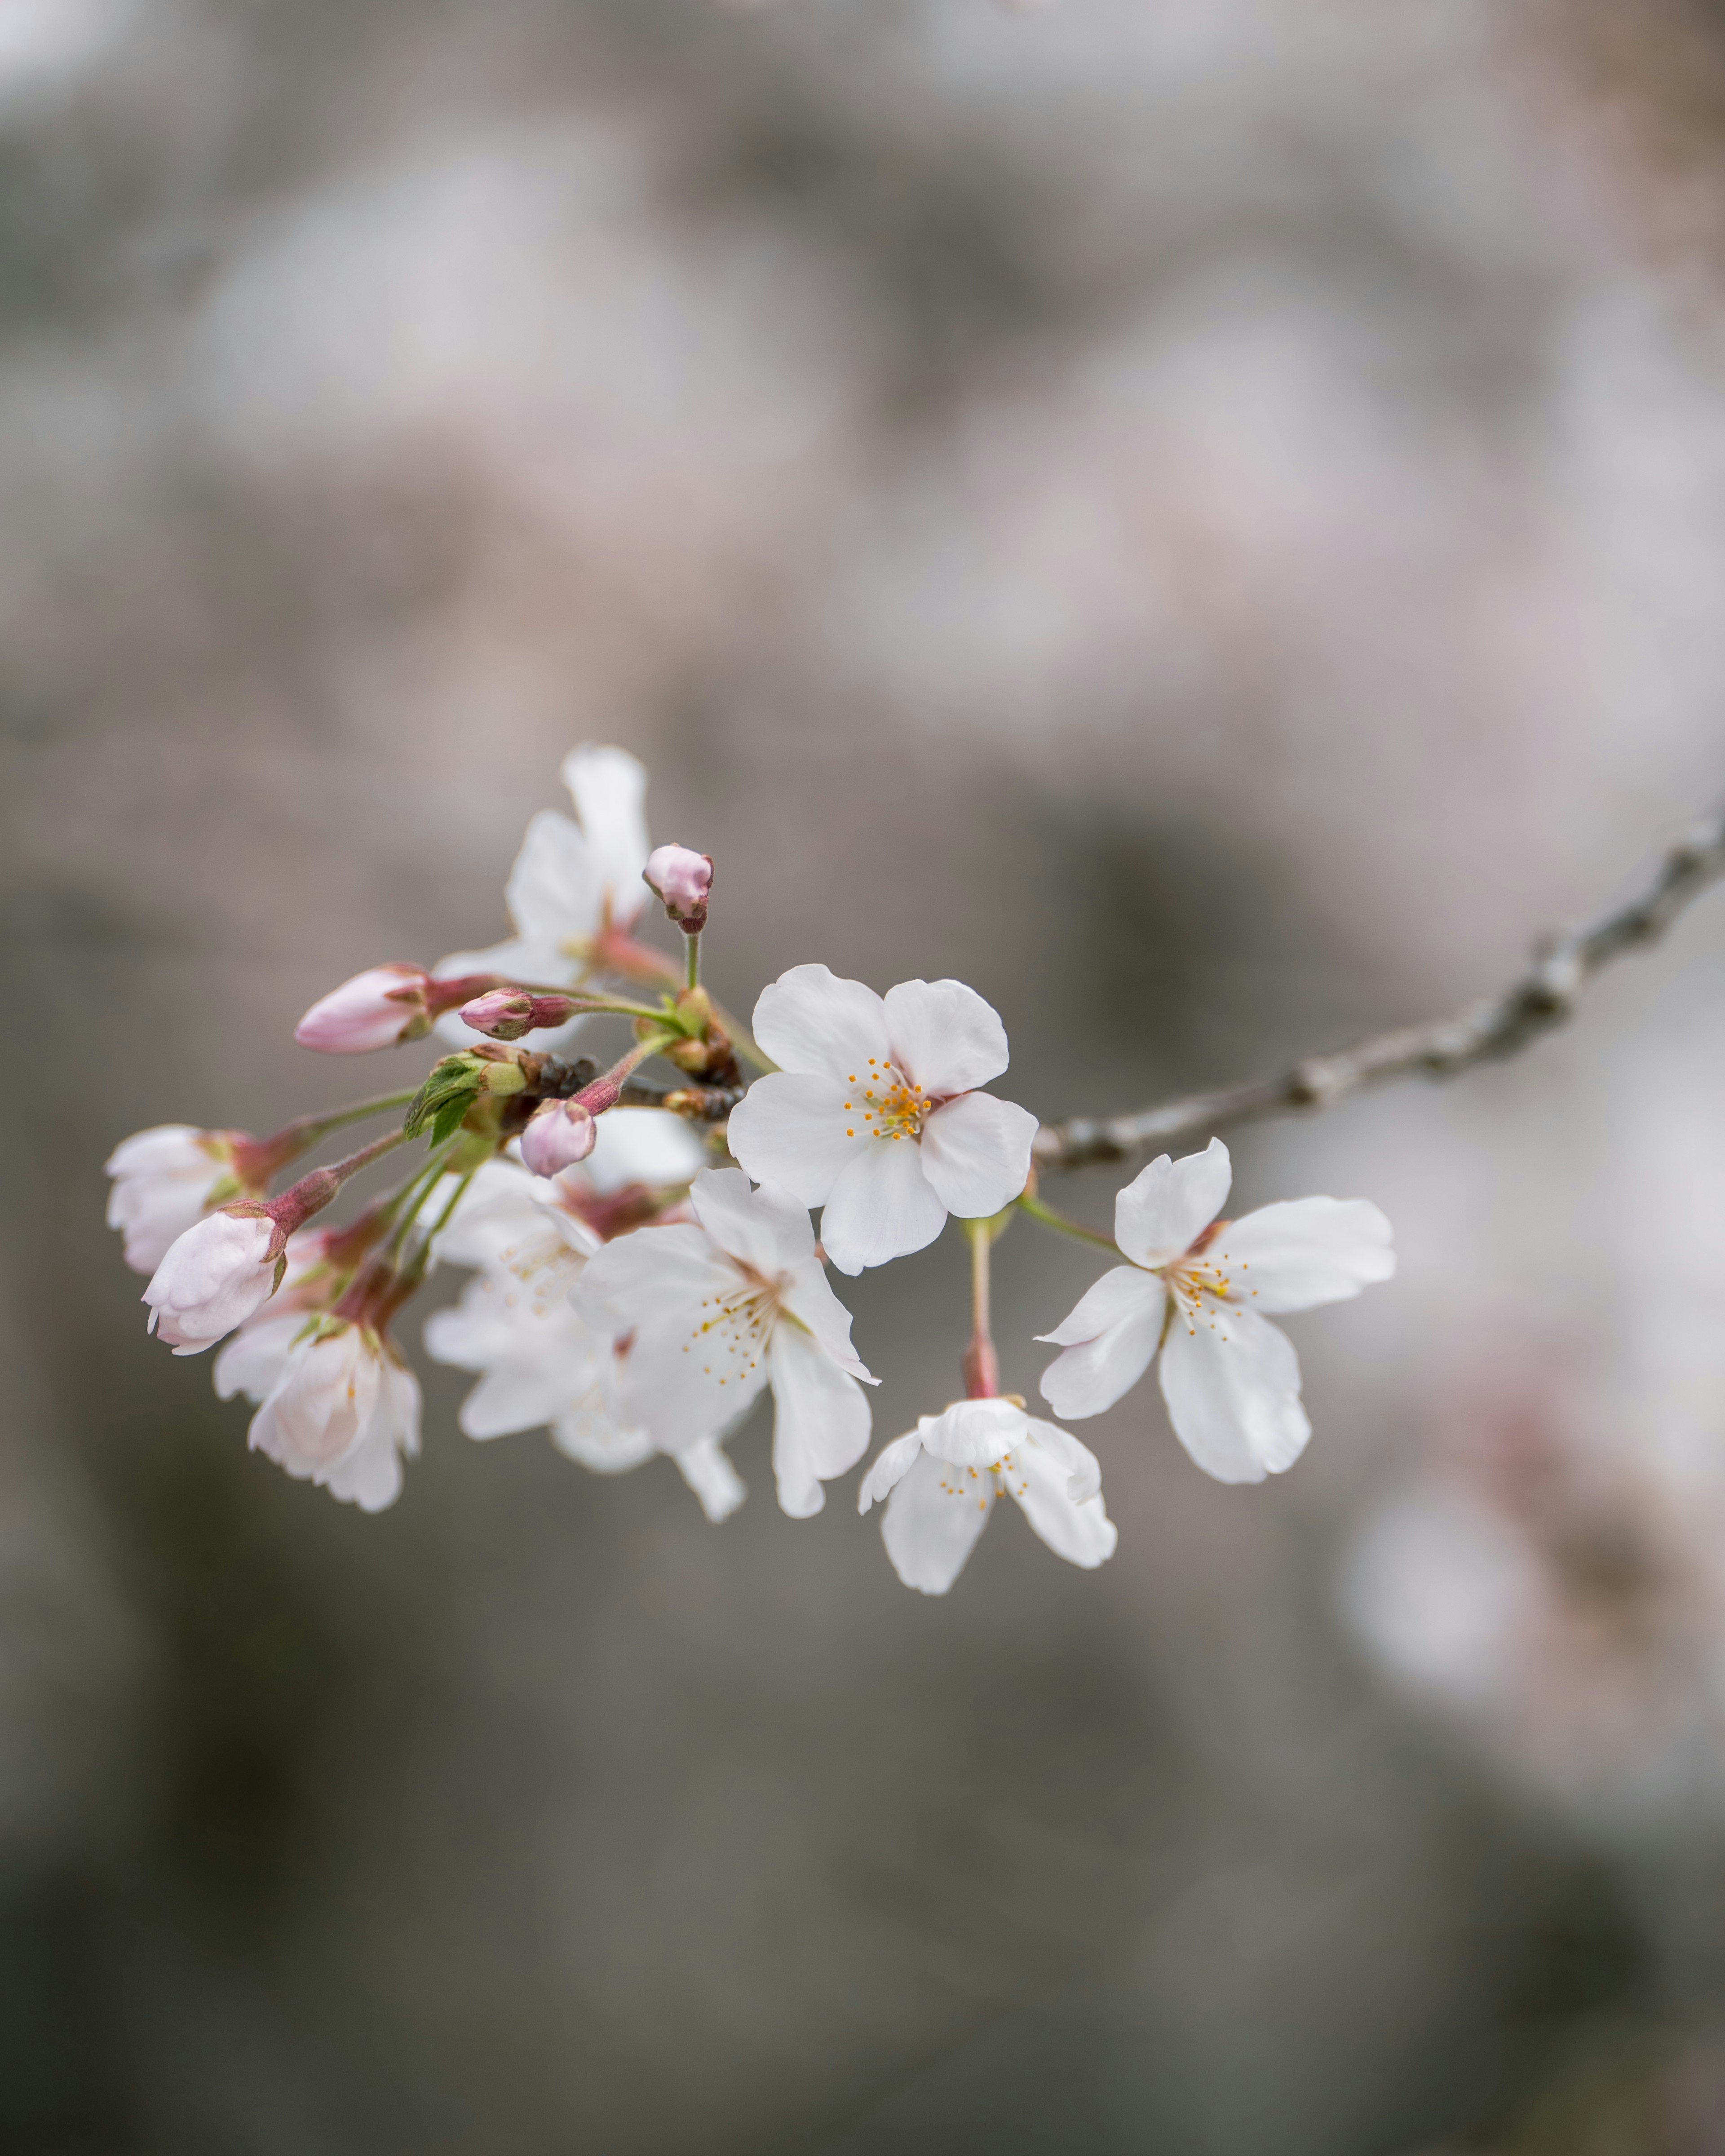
106;746;1395;1592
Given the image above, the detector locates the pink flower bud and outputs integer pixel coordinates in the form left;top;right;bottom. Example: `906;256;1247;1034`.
643;845;713;932
520;1099;598;1177
295;964;433;1053
459;989;580;1041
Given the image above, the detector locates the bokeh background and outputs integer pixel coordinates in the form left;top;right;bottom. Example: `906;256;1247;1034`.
8;0;1725;2147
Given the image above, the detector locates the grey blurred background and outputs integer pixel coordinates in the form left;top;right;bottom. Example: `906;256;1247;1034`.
8;0;1725;2147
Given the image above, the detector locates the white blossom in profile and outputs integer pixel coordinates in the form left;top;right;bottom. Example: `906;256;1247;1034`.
106;1124;247;1274
142;1209;280;1355
859;1397;1115;1595
1038;1138;1393;1483
573;1167;875;1517
433;745;652;1046
215;1318;422;1513
725;965;1039;1274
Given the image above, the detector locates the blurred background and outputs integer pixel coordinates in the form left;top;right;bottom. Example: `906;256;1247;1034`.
7;0;1725;2147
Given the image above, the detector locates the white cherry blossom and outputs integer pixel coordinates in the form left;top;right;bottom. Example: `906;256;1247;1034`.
572;1166;875;1517
725;965;1039;1275
106;1124;244;1274
433;744;651;1046
215;1318;421;1512
143;1208;279;1355
423;1119;741;1519
858;1396;1116;1595
1037;1138;1394;1484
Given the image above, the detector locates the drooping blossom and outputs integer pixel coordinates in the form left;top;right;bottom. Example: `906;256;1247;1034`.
143;1208;280;1354
215;1317;421;1512
294;962;437;1053
573;1167;875;1516
858;1396;1116;1595
1037;1138;1393;1484
643;844;713;932
433;745;652;1046
725;966;1039;1274
423;1118;741;1518
105;1124;250;1273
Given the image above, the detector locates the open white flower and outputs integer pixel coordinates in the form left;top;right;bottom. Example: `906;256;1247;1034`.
423;1138;743;1521
858;1397;1116;1595
106;1124;245;1274
215;1318;421;1513
143;1208;279;1355
433;745;651;1046
725;965;1039;1275
1037;1138;1394;1484
573;1167;875;1517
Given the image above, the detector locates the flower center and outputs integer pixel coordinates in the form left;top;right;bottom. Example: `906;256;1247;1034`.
685;1266;779;1387
840;1059;929;1142
1162;1221;1243;1340
483;1230;582;1320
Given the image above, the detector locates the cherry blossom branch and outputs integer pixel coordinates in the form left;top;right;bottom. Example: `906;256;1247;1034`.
1032;797;1725;1172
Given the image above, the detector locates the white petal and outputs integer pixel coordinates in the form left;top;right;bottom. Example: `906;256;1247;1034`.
213;1315;302;1405
916;1396;1031;1467
882;978;1010;1096
880;1446;994;1595
750;964;891;1081
1005;1424;1118;1570
689;1166;817;1274
105;1125;210;1178
571;1222;737;1333
608;1281;772;1450
724;1073;867;1206
1036;1267;1166;1421
674;1436;747;1522
817;1140;948;1275
1157;1302;1310;1484
323;1362;420;1512
918;1092;1037;1218
585;1106;706;1194
766;1325;871;1519
551;1398;657;1473
561;744;650;928
1114;1139;1231;1268
1017;1416;1104;1504
504;807;603;950
1209;1197;1395;1313
857;1430;926;1514
776;1261;874;1383
429;1160;543;1269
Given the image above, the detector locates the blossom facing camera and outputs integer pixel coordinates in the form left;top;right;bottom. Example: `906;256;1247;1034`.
573;1167;875;1517
217;1318;421;1512
143;1208;280;1355
520;1099;598;1178
643;844;713;932
725;965;1039;1274
106;1124;249;1274
295;963;434;1053
858;1397;1116;1595
1037;1138;1394;1484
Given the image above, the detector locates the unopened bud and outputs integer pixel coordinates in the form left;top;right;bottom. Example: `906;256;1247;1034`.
521;1099;598;1177
296;964;432;1053
459;989;579;1041
643;845;713;933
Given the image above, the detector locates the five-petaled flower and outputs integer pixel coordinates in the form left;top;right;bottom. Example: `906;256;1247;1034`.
1037;1138;1394;1484
858;1396;1117;1595
423;1118;743;1521
215;1318;422;1513
433;745;651;1045
725;965;1039;1274
573;1166;876;1516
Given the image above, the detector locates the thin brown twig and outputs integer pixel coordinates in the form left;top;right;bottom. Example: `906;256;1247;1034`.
1032;798;1725;1172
